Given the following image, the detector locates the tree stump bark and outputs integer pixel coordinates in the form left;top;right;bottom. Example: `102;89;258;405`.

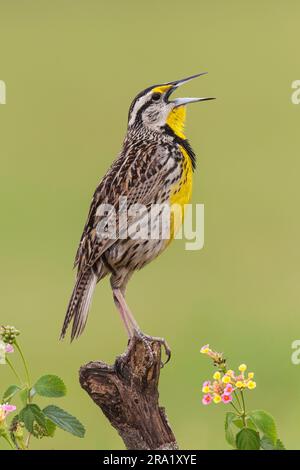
79;336;178;450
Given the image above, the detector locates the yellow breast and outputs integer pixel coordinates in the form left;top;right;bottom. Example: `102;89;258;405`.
168;145;193;242
164;105;194;243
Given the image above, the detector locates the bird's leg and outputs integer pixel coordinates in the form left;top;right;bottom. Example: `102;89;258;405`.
113;288;154;363
113;289;133;338
113;288;171;365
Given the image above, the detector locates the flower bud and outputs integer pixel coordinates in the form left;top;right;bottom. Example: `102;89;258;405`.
0;326;20;344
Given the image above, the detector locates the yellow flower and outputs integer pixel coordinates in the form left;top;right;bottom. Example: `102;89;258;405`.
226;370;234;377
248;372;254;379
236;381;244;388
222;375;231;384
0;408;5;423
200;344;210;354
213;394;222;404
247;380;256;390
202;385;210;394
238;364;247;372
213;371;221;380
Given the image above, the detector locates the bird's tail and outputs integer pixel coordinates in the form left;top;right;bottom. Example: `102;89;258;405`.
60;270;97;341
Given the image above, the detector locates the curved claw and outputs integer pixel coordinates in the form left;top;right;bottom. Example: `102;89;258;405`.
161;342;171;366
133;329;171;368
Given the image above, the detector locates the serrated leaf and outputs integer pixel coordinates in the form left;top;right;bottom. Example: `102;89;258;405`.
34;375;66;398
19;404;46;433
9;414;19;446
261;436;286;450
236;428;260;450
2;385;21;402
248;410;277;444
43;405;85;438
260;435;275;450
225;412;237;448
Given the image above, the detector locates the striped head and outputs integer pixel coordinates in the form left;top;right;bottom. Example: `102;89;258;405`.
127;73;214;138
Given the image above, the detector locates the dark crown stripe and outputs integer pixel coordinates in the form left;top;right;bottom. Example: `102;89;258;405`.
128;85;157;122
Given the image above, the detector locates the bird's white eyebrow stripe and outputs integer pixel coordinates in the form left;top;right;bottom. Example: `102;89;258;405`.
128;93;151;126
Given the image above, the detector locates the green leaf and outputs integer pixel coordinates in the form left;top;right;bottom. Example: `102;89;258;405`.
34;375;66;398
44;418;56;438
225;412;237;448
19;388;29;406
19;404;46;433
43;405;85;438
248;410;277;444
2;385;21;402
246;417;258;431
260;436;286;450
276;439;286;450
236;428;260;450
260;435;275;450
233;417;244;429
9;414;19;445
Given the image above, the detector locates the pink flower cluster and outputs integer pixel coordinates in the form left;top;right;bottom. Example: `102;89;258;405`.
5;344;14;354
202;379;234;405
0;403;17;424
200;344;256;406
0;340;14;365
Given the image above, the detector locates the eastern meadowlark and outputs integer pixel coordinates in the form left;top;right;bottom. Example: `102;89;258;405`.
60;73;213;360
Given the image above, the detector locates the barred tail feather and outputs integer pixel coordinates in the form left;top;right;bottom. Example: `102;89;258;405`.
60;271;97;341
71;273;97;340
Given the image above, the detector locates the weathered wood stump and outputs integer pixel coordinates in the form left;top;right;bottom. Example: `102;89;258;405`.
79;336;178;450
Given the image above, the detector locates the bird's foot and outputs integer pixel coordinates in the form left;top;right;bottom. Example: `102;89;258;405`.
133;329;171;367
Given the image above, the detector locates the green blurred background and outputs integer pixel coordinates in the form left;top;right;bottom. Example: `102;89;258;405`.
1;0;300;450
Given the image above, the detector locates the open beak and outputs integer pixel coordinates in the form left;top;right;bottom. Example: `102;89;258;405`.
165;73;215;107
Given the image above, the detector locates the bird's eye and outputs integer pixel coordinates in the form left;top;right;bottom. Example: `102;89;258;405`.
152;93;161;101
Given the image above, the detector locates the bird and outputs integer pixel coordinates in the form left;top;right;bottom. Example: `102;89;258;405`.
60;73;214;361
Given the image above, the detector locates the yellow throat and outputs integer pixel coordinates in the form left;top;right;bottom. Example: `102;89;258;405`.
166;106;193;242
166;105;187;139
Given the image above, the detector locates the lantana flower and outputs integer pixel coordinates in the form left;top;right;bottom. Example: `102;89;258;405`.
0;340;14;365
200;344;225;367
221;393;233;404
5;344;14;354
213;394;222;404
247;380;256;390
0;341;5;365
200;344;256;406
202;394;212;405
202;381;211;394
200;371;235;405
0;403;17;425
224;384;234;394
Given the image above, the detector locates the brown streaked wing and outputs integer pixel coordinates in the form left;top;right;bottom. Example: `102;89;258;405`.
74;143;173;276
